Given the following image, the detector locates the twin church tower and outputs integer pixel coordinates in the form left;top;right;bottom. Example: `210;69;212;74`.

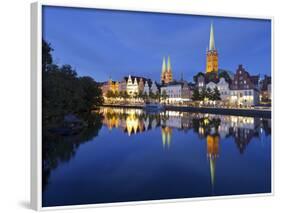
160;22;218;84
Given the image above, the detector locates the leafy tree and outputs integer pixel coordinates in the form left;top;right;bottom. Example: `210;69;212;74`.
200;87;207;100
42;40;103;124
42;39;53;72
161;90;169;103
206;87;212;100
106;90;114;99
206;72;218;83
219;70;231;83
192;87;200;101
212;86;221;101
193;72;205;83
79;76;103;110
143;92;148;102
155;91;160;102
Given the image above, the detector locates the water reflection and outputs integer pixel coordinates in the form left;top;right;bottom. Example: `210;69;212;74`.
43;107;271;206
101;107;271;194
42;112;103;191
101;107;271;153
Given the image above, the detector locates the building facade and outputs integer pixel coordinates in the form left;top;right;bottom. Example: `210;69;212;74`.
181;81;194;101
126;75;139;96
161;83;182;104
229;65;259;107
143;80;159;96
216;77;230;101
260;75;271;102
101;78;119;96
161;81;193;104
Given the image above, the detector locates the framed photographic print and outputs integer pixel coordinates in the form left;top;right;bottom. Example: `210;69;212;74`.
31;1;273;210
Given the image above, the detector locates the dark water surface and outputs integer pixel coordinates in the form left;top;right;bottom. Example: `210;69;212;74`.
42;107;271;207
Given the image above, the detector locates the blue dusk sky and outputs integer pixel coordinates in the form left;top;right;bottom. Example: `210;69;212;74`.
42;6;271;82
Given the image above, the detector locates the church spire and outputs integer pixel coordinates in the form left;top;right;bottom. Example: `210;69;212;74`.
161;57;166;74
167;56;171;71
209;22;215;51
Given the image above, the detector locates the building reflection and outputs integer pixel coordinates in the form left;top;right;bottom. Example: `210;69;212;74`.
101;107;161;136
100;107;270;193
101;108;268;153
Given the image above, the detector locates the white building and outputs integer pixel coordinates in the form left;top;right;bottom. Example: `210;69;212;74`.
206;81;217;90
161;83;182;104
143;81;150;96
151;81;159;94
205;77;230;102
217;77;230;101
126;75;139;96
229;65;260;107
143;80;159;96
229;89;259;107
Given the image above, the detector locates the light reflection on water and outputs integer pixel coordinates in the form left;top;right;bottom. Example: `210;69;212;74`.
42;107;271;207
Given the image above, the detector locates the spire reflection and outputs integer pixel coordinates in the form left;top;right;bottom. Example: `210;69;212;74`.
100;107;270;194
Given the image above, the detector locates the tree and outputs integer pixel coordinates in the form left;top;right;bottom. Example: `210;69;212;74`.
123;91;129;101
143;92;148;102
193;72;205;83
42;39;53;72
212;86;221;101
79;76;103;110
42;40;104;123
155;91;160;102
219;70;231;83
206;87;212;100
192;87;200;101
106;90;114;99
161;90;168;103
200;87;207;101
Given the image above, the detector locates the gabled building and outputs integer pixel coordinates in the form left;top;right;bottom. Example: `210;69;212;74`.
101;78;119;96
205;77;230;102
161;82;182;104
143;80;159;96
121;75;152;97
260;75;271;102
181;81;195;102
216;77;230;102
160;81;194;104
229;65;260;107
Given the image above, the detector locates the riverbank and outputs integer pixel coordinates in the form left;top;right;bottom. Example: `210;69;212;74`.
101;104;271;118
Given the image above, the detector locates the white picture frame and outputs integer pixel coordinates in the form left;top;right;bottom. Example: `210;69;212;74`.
31;1;274;211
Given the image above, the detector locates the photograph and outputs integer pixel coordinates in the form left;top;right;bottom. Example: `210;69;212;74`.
41;5;272;208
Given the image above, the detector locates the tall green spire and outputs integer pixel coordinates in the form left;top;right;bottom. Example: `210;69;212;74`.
167;56;171;71
161;57;166;74
209;22;216;51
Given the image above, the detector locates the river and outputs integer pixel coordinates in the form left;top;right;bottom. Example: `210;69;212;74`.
42;107;271;207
